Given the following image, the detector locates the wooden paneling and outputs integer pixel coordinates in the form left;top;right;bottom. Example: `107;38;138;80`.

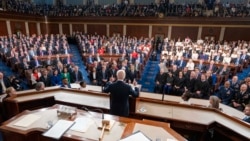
72;24;85;33
48;23;59;34
0;20;7;36
109;25;123;36
152;26;168;38
127;25;148;38
224;27;250;41
40;23;47;35
201;27;221;41
171;26;199;41
87;24;106;36
10;21;25;34
62;24;70;35
28;22;37;35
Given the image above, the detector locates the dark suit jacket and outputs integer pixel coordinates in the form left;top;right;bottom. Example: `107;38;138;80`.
70;71;83;83
213;55;223;63
0;77;12;94
195;63;207;72
177;60;187;69
103;80;139;117
243;116;250;123
60;83;71;88
231;58;243;65
39;76;52;87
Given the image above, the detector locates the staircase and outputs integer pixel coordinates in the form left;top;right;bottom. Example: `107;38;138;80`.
69;44;90;84
139;53;161;92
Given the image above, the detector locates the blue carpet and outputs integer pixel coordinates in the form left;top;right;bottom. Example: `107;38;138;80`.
139;53;161;92
69;44;90;84
237;65;250;81
0;59;15;77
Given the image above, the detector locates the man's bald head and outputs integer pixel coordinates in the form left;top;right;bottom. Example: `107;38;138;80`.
117;69;126;80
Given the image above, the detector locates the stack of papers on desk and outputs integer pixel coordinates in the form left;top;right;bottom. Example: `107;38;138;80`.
14;114;41;127
119;131;152;141
43;120;75;139
70;117;94;133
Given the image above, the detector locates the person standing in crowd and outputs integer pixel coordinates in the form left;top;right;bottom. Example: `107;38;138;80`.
1;87;17;120
103;69;139;117
35;82;45;91
79;81;87;91
61;67;71;83
163;71;174;95
51;70;62;86
70;66;83;83
39;70;52;87
0;72;11;94
208;95;221;110
217;81;234;106
194;73;210;99
242;104;250;123
231;84;250;111
172;71;186;96
61;77;71;88
154;68;166;93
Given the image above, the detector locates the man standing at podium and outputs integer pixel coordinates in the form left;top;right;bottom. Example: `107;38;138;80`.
103;69;139;117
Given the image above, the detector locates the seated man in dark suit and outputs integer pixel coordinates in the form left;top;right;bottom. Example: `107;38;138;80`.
195;59;207;73
103;69;139;117
176;56;187;70
243;104;250;123
60;77;72;88
231;84;250;111
213;52;223;63
70;66;83;83
206;60;218;73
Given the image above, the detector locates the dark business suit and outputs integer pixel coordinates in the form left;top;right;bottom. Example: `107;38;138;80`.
176;60;187;69
0;77;12;94
243;116;250;123
103;80;139;117
70;70;83;83
39;75;52;87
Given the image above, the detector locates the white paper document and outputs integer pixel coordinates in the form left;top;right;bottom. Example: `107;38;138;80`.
14;114;41;127
70;117;94;133
43;120;75;139
119;131;151;141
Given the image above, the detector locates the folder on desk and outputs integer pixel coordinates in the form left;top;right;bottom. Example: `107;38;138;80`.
13;114;41;128
119;130;152;141
43;120;75;140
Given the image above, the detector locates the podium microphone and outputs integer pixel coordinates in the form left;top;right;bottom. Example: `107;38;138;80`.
81;106;104;119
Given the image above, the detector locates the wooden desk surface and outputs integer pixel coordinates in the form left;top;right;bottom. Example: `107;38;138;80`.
13;85;245;119
6;86;249;140
13;88;110;110
135;99;250;140
0;105;186;141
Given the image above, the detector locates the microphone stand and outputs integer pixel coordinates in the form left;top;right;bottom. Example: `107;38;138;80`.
81;107;110;141
162;92;165;101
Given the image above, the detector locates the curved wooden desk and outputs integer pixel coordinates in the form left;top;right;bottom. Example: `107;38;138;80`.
0;105;186;141
3;86;250;140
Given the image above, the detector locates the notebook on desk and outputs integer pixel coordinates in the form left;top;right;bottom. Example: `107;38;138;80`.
43;120;75;140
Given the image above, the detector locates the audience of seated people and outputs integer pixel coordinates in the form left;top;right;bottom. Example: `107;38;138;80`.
2;0;250;18
75;32;153;86
0;33;86;89
0;30;249;113
154;36;250;112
